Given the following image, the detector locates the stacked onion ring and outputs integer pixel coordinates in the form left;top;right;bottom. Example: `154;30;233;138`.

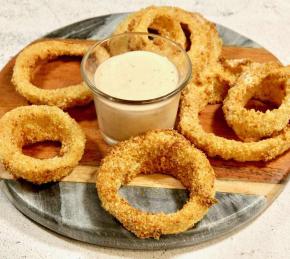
178;62;290;162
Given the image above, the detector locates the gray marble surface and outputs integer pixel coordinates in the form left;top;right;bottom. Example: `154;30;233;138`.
2;180;267;250
0;1;290;258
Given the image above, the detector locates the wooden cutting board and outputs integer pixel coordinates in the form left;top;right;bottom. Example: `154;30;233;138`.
0;40;289;200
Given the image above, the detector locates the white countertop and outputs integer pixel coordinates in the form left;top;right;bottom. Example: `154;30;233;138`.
0;0;289;258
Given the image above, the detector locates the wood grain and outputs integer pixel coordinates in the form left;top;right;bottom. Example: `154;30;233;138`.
0;41;289;189
0;165;281;200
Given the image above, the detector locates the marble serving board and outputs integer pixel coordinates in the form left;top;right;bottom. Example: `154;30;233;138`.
0;13;289;250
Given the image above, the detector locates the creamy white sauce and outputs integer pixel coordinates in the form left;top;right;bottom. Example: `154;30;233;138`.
94;50;178;100
92;50;181;144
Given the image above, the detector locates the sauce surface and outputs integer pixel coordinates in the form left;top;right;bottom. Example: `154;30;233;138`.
94;50;179;100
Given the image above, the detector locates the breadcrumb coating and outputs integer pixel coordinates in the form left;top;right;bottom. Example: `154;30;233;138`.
223;63;290;141
178;81;290;162
0;105;86;184
96;130;216;239
12;40;94;109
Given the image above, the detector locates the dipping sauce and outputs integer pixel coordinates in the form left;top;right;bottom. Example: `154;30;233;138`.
92;50;182;144
94;51;179;100
81;33;191;144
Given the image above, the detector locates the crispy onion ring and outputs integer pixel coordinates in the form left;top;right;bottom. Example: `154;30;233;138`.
114;9;146;34
12;40;94;109
254;75;286;106
206;59;281;104
114;6;222;84
178;80;290;162
223;64;290;142
0;105;86;184
96;130;216;239
192;59;250;105
114;7;186;48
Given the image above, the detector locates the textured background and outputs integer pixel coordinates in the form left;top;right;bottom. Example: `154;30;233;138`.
0;0;290;258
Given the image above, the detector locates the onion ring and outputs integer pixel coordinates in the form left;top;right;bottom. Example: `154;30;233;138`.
114;7;187;48
253;66;288;106
96;130;216;239
114;9;146;34
223;64;290;141
0;105;86;184
178;80;290;162
12;40;94;109
205;59;281;104
114;6;222;84
205;59;257;104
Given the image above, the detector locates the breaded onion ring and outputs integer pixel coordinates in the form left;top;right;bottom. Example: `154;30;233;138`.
223;64;290;141
197;62;235;104
96;130;216;239
114;6;222;85
191;59;249;105
114;7;186;48
178;82;290;162
12;40;94;109
114;9;145;34
206;59;280;104
205;59;256;104
0;105;86;184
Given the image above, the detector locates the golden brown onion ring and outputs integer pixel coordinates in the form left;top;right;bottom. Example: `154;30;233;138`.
0;105;86;184
114;9;146;34
96;130;216;239
178;81;290;162
253;65;289;106
223;64;290;142
206;59;281;104
12;40;94;109
114;7;186;48
192;59;249;105
114;6;222;84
